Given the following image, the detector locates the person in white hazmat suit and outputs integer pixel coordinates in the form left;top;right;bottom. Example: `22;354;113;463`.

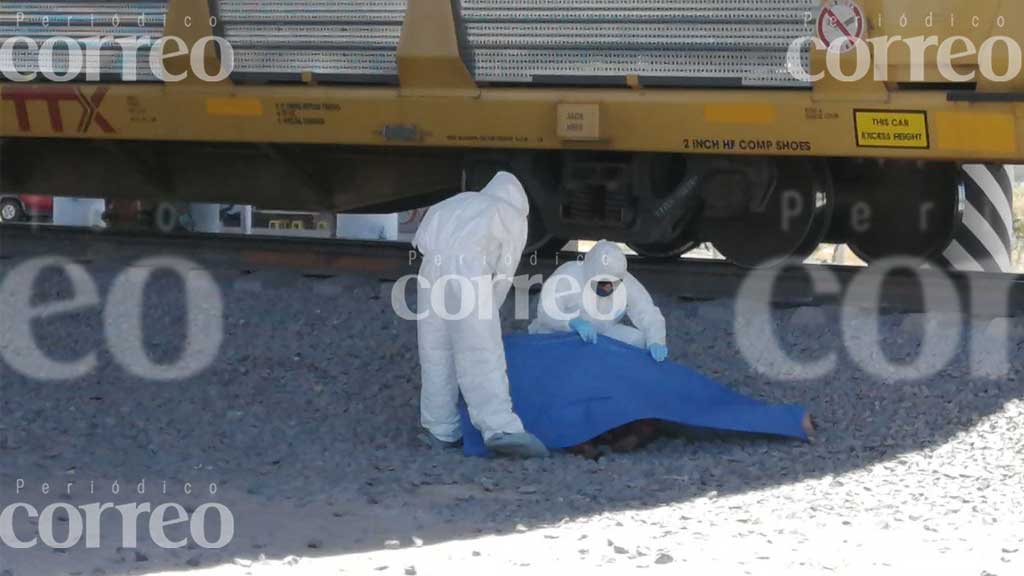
413;172;549;458
530;240;669;362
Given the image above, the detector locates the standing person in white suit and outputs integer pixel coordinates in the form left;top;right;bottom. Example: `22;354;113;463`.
413;172;548;458
530;240;669;362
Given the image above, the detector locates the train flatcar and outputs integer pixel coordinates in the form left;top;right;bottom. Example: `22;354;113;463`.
0;0;1020;270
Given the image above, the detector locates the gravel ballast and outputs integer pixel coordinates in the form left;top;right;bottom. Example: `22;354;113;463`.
0;258;1022;575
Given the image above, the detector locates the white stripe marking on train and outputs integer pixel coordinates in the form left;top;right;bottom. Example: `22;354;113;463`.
962;203;1011;271
942;240;985;272
964;164;1014;239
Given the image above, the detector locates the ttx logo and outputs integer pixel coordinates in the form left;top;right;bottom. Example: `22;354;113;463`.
2;86;115;134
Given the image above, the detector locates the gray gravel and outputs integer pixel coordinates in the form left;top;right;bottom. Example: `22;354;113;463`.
0;257;1022;575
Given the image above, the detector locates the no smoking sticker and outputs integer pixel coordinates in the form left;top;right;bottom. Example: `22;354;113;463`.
818;0;865;53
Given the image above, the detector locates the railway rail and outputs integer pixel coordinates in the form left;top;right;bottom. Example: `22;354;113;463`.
2;224;1022;316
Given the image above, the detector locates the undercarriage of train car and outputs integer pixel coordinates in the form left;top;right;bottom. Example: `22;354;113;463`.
3;135;1012;271
0;0;1019;270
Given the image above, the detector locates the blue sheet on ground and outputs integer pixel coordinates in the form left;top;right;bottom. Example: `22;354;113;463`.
460;333;809;457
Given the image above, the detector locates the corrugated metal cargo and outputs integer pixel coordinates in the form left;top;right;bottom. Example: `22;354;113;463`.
215;0;407;83
457;0;818;87
0;1;168;81
2;0;816;87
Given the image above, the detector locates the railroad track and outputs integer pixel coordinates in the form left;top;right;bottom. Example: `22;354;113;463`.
2;224;1023;316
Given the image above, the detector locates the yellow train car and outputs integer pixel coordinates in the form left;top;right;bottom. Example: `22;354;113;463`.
1;0;1020;269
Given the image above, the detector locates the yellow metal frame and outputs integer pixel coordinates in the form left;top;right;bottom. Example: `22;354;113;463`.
2;0;1024;162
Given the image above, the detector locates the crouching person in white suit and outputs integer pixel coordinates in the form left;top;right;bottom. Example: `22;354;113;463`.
529;240;668;362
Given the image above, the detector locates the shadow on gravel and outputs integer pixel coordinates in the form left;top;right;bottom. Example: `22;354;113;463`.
0;264;1022;574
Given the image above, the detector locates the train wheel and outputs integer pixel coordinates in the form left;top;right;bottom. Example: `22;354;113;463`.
937;164;1015;273
840;161;962;264
524;209;558;255
464;154;559;255
708;159;834;268
529;236;568;257
627;236;699;260
840;162;1015;273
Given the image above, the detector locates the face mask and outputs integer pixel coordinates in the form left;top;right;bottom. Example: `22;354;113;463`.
594;279;621;298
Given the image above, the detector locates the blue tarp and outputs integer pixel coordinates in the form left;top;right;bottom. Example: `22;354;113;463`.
460;333;809;457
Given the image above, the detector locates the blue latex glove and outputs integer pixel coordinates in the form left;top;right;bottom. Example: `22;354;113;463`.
648;343;668;363
569;318;598;344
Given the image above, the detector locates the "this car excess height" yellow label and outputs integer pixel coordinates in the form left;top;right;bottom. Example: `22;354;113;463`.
854;110;929;149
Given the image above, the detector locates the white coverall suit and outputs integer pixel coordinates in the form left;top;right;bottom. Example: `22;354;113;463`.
529;240;667;349
413;172;529;443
